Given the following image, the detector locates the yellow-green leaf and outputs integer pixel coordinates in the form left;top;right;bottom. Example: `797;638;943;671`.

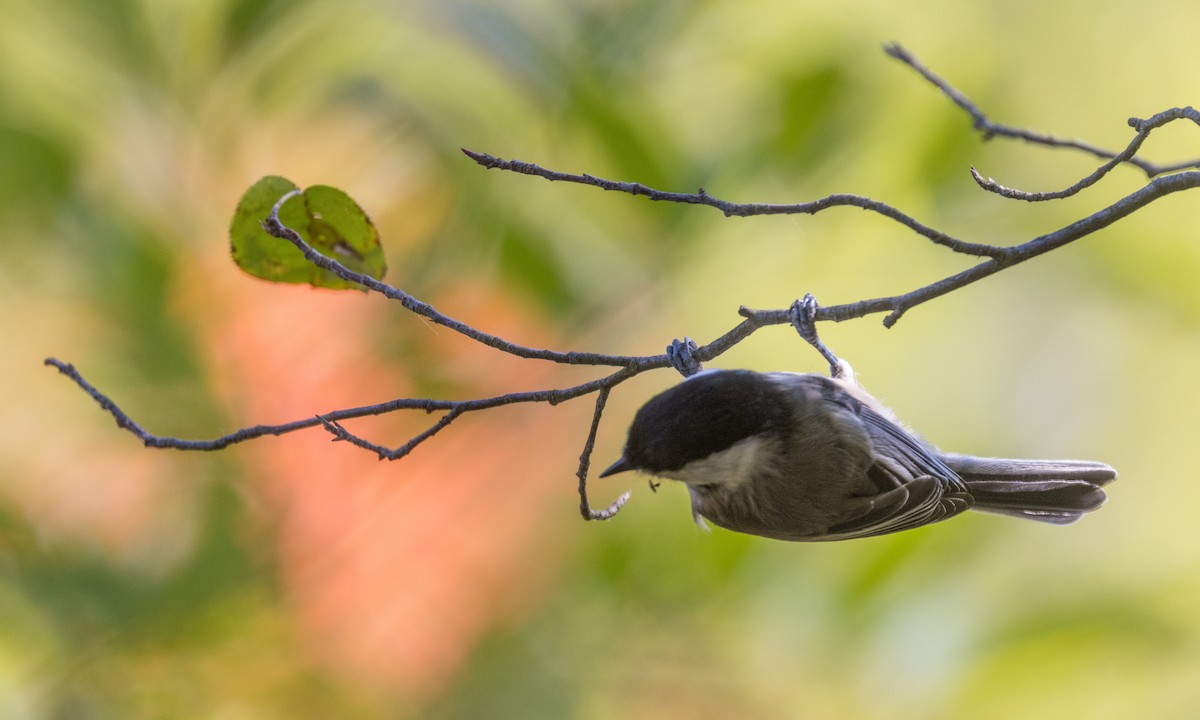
229;176;386;290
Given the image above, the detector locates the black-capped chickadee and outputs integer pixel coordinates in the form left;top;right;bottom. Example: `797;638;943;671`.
601;369;1115;541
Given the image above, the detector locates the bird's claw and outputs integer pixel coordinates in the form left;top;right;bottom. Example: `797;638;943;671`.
790;293;846;379
667;337;702;377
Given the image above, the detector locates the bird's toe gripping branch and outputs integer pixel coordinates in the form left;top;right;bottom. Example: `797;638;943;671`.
790;294;850;380
666;337;702;378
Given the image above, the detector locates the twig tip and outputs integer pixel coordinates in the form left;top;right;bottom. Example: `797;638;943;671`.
461;148;495;167
882;42;910;61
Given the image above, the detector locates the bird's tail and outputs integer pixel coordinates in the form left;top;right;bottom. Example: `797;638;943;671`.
941;453;1116;525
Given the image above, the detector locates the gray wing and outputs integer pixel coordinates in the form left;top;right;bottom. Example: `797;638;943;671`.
818;403;971;541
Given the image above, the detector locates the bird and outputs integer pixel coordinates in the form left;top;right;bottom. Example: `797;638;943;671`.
601;368;1115;541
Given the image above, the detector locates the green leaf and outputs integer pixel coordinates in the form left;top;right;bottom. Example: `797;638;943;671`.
229;176;387;289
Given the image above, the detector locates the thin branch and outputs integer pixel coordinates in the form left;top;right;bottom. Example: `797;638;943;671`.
883;43;1200;179
317;408;463;461
46;355;642;452
461;149;1007;260
463;145;1200;326
968;107;1200;201
577;387;630;521
746;171;1200;327
259;203;646;369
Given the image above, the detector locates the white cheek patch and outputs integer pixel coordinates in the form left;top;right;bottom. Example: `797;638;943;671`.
666;435;765;489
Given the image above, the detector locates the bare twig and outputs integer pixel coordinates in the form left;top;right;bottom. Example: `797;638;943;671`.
46;355;642;451
883;43;1200;179
463;150;1200;326
317;409;463;461
968;107;1200;201
260;197;645;369
461;148;1006;260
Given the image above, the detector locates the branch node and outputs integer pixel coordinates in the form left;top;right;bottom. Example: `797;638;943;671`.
316;415;349;442
882;307;906;329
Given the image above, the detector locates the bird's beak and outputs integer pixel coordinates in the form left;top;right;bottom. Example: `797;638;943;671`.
599;456;634;478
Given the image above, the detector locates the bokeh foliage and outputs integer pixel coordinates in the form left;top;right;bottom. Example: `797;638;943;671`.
3;0;1200;718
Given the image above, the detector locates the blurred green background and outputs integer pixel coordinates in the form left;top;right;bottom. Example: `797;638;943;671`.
3;0;1199;717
